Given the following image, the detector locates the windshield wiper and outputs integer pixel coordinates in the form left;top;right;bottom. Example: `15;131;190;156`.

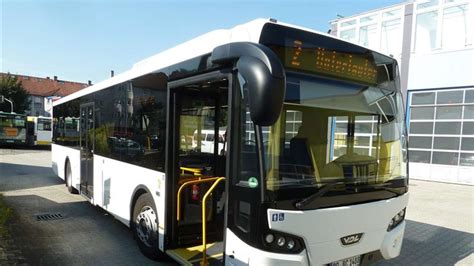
370;182;405;196
295;182;344;209
294;181;405;209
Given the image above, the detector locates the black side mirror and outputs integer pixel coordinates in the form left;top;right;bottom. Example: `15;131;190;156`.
211;42;286;126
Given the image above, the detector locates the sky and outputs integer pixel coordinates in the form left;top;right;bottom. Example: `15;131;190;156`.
1;0;404;84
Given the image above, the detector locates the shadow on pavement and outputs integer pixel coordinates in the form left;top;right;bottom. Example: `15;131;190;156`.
0;163;59;192
0;145;51;151
4;194;175;265
378;220;474;265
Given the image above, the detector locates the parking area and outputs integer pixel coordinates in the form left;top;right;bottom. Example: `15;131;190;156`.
0;148;473;265
376;179;473;265
0;148;173;265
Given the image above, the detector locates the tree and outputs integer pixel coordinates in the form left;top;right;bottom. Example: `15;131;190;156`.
0;74;30;113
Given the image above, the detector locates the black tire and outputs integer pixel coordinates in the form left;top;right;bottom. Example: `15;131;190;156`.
132;193;166;260
65;160;78;194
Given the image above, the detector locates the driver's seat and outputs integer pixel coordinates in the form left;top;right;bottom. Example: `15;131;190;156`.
290;137;313;173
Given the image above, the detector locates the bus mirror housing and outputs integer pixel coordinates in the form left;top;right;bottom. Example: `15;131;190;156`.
211;42;286;126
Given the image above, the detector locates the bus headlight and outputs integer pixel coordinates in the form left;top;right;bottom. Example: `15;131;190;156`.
261;230;304;254
286;239;295;250
387;208;406;231
277;236;285;247
265;234;274;244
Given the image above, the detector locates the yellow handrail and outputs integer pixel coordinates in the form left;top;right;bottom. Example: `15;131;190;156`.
201;177;225;266
180;166;203;176
176;177;220;221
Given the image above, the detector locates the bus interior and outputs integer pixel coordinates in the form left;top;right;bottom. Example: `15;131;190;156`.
168;77;229;264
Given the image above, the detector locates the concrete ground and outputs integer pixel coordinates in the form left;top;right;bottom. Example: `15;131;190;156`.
0;148;174;265
1;148;473;265
377;180;474;266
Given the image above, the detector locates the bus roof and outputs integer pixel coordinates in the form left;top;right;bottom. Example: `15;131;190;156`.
54;18;385;106
0;111;26;117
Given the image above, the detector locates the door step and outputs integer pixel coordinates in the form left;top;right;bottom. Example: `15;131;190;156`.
166;242;223;266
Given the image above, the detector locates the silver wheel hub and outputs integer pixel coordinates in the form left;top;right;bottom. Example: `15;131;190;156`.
135;206;157;247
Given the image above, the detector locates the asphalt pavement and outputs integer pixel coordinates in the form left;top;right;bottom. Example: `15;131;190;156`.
0;148;174;265
0;148;473;265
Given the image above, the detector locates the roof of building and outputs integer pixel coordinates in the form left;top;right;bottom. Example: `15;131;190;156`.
0;72;89;97
329;1;406;24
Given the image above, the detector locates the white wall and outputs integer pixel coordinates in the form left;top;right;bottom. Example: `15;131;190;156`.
408;48;474;90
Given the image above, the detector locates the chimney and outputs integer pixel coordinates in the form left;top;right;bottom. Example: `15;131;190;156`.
110;70;114;77
54;76;58;81
88;80;92;86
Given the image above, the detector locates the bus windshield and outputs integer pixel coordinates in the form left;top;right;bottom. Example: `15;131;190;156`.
0;116;26;128
260;72;408;206
0;113;27;143
253;23;408;209
38;118;52;131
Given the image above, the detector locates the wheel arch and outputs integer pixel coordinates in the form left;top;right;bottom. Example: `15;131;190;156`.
129;185;154;228
64;156;70;179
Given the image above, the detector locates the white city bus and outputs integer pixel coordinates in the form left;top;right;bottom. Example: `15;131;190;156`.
27;116;52;146
192;129;226;154
0;111;27;145
52;19;409;265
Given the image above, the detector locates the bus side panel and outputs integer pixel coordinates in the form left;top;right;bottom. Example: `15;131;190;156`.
37;129;52;145
51;144;81;191
93;154;166;251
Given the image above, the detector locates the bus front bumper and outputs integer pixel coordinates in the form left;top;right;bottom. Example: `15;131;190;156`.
267;193;409;265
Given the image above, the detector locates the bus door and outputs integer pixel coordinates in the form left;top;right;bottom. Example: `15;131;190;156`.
26;117;36;146
80;103;95;198
167;72;230;265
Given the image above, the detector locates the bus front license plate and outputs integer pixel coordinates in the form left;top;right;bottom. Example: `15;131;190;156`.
329;255;361;266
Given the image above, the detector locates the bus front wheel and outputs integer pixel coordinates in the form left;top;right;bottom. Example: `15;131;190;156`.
65;160;78;194
132;193;166;260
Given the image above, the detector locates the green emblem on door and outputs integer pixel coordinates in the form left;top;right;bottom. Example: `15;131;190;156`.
248;177;258;188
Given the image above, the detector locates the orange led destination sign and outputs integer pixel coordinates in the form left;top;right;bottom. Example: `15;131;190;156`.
286;39;378;85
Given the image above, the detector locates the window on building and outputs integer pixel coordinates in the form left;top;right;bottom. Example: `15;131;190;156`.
460;153;474;166
331;115;379;160
436;106;462;119
381;18;402;55
411;106;435;120
341;19;356;27
410;150;431;163
436;90;463;104
412;92;436;105
359;24;378;49
382;8;402;19
465;90;474;103
432;151;458;165
415;10;439;51
410;122;434;134
340;28;356;43
464;106;474;119
417;0;439;10
360;14;378;23
410;136;433;149
442;4;471;49
463;122;474;135
435;121;461;134
408;88;474;167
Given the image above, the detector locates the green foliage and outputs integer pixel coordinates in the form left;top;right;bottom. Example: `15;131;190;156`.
94;124;112;156
0;74;30;113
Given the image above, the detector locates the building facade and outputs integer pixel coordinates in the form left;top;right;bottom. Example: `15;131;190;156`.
0;73;89;117
330;0;474;185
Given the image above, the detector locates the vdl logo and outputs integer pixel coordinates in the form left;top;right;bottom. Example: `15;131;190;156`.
271;213;285;222
340;233;364;246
